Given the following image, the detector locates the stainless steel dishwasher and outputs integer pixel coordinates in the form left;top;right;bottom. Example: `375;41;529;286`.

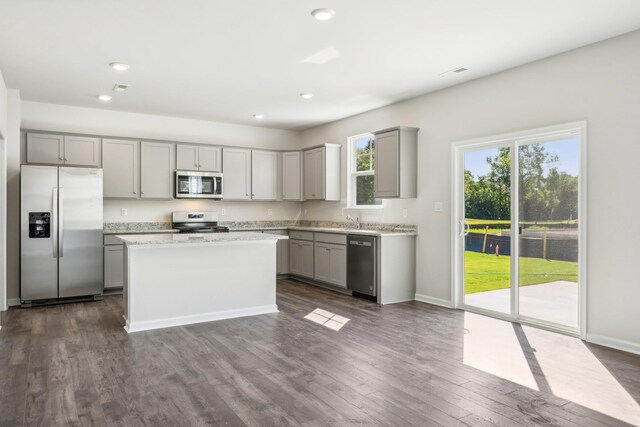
347;235;376;298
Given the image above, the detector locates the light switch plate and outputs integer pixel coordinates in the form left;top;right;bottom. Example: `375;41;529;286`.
220;209;226;216
121;208;127;217
402;208;408;218
434;202;444;212
267;209;273;216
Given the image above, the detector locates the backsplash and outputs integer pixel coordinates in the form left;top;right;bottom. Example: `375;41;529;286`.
104;220;417;233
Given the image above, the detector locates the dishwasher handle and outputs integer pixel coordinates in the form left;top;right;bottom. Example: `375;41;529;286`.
349;240;372;246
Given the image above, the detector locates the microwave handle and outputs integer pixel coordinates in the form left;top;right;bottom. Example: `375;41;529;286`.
214;177;217;195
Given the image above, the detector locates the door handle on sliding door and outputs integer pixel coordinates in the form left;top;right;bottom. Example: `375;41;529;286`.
52;187;58;258
459;219;470;237
465;221;470;236
59;188;64;258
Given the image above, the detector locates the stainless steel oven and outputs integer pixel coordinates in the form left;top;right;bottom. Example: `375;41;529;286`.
175;171;223;199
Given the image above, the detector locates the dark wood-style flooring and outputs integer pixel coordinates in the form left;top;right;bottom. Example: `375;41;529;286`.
1;279;639;426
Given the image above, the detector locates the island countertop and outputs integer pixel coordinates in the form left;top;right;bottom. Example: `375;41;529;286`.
117;231;288;247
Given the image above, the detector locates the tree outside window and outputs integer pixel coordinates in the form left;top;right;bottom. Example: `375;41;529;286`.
349;134;382;207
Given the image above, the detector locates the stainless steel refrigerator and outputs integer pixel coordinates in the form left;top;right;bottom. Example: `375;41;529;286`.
20;165;103;305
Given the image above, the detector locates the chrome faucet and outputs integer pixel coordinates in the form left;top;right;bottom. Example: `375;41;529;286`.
346;215;362;230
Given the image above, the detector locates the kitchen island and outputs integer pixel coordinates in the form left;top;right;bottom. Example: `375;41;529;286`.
117;232;287;333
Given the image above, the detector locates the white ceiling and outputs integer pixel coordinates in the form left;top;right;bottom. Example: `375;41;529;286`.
1;0;640;131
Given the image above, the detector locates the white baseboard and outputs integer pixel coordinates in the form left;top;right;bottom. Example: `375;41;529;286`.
415;293;453;308
586;333;640;356
7;298;20;307
124;304;279;333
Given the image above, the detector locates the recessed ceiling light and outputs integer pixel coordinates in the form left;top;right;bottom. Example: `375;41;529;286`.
300;93;314;99
109;62;130;71
253;114;264;119
311;8;335;21
97;94;112;102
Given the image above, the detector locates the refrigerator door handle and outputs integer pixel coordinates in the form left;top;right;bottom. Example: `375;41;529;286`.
52;187;58;258
59;188;64;258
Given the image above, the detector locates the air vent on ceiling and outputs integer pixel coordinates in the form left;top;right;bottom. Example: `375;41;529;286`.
112;83;129;92
438;66;469;77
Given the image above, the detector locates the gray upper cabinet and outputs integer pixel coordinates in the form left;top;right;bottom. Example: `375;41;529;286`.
223;148;251;200
26;133;101;167
176;145;198;170
63;135;101;167
303;145;340;201
176;144;221;172
27;133;64;164
141;141;175;199
103;139;140;198
373;127;419;198
198;146;222;172
251;150;278;200
282;151;302;201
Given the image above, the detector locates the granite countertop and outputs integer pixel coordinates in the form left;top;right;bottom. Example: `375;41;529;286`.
105;220;418;237
117;231;288;246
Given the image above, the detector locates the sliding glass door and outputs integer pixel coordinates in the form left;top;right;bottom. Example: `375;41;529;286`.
453;123;585;336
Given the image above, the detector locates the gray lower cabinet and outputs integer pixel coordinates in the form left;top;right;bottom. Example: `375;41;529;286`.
104;237;124;289
314;242;347;288
261;230;289;274
289;239;314;278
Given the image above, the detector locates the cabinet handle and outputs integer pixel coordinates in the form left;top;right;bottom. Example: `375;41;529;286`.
252;194;255;197
58;156;63;161
141;191;145;195
133;190;137;194
64;157;68;162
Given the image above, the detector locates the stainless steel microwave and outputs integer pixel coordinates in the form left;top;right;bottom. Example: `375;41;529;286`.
175;171;223;199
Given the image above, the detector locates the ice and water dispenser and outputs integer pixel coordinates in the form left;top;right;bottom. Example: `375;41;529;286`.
28;212;51;238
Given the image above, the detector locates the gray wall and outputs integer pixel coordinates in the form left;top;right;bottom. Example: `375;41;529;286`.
300;30;640;349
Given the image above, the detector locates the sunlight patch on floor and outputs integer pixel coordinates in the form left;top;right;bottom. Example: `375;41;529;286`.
463;312;640;425
304;308;350;331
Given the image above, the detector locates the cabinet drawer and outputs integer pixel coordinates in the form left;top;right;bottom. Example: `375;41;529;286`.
314;232;346;245
103;235;124;245
290;230;314;241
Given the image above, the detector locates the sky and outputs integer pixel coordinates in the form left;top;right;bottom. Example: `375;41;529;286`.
464;136;579;178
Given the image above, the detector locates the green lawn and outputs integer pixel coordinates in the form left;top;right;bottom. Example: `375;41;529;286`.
464;251;578;294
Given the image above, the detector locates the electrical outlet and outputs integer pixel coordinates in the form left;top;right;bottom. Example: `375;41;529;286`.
267;209;273;216
220;209;226;216
402;208;408;218
121;208;127;217
434;201;443;212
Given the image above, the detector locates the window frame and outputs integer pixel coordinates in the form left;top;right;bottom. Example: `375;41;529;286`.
347;133;383;209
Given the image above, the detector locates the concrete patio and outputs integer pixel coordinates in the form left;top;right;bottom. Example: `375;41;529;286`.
465;280;578;328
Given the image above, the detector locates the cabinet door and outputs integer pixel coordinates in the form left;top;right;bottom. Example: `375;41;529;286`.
328;244;347;288
26;133;64;164
104;245;124;289
278;237;290;274
64;136;101;167
300;241;315;278
374;130;400;197
303;150;316;200
289;239;301;275
176;145;199;171
141;142;174;199
314;242;331;283
103;139;140;198
198;146;222;172
223;148;251;200
313;148;326;199
282;151;302;200
251;150;278;200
